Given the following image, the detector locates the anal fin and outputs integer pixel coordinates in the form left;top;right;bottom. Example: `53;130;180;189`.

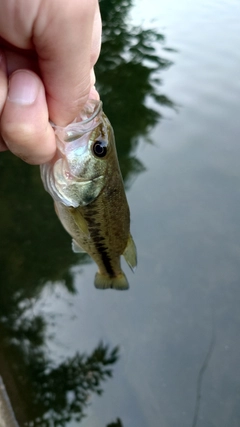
123;234;137;272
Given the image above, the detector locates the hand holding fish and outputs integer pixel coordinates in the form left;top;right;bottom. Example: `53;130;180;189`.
0;1;137;289
0;0;101;164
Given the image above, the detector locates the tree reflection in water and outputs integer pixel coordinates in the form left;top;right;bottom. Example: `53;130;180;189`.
0;153;120;427
0;0;175;425
96;0;175;185
107;418;124;427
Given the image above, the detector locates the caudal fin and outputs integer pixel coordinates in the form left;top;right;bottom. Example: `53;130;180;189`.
94;272;129;290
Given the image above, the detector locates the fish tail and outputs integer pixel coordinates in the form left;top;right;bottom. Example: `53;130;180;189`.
94;272;129;290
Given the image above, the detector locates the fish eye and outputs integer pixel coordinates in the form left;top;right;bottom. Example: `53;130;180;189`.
92;140;107;158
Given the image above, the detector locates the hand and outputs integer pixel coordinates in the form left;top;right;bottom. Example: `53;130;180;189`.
0;0;101;164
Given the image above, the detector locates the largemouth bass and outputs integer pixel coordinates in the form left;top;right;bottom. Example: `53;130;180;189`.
40;100;137;290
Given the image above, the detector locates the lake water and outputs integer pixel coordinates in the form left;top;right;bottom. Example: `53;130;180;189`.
1;0;240;426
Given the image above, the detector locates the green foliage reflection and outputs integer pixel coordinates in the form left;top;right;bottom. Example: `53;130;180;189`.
0;153;119;426
107;418;124;427
0;0;175;425
96;0;175;184
24;342;119;426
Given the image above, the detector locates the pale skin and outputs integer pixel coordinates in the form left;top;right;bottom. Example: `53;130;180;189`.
0;0;101;164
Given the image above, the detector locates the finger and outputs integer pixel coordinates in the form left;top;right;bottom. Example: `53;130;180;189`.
91;4;102;67
0;50;7;111
89;85;100;101
33;0;101;125
4;48;39;76
1;70;56;164
0;50;8;151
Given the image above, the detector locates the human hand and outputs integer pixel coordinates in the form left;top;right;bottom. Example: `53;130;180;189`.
0;0;101;164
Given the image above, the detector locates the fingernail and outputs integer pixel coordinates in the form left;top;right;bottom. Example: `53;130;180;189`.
8;71;39;105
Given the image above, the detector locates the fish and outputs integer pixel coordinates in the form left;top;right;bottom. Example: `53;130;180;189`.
40;99;137;290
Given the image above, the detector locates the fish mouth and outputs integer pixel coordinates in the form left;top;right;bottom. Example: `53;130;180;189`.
67;100;102;128
65;170;104;183
53;100;103;144
78;175;104;183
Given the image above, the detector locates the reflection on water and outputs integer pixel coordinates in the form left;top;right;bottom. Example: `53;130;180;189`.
96;0;175;185
106;419;123;427
0;0;174;425
191;315;215;427
0;153;119;425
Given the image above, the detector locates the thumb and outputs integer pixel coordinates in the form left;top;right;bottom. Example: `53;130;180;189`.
1;70;56;164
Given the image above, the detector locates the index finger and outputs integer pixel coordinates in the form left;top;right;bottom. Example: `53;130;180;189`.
33;0;101;126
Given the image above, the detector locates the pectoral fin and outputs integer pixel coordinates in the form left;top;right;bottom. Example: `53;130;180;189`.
123;234;137;272
69;207;89;235
72;239;86;253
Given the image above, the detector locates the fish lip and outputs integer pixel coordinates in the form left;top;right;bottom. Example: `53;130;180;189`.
64;170;104;183
72;100;102;126
75;175;103;183
51;100;103;142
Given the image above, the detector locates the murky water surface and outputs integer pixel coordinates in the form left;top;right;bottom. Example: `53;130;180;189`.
1;1;240;426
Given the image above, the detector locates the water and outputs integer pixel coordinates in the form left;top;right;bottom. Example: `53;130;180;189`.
1;0;240;426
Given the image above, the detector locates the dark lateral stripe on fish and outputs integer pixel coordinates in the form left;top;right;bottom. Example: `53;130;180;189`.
85;208;115;277
94;240;115;277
